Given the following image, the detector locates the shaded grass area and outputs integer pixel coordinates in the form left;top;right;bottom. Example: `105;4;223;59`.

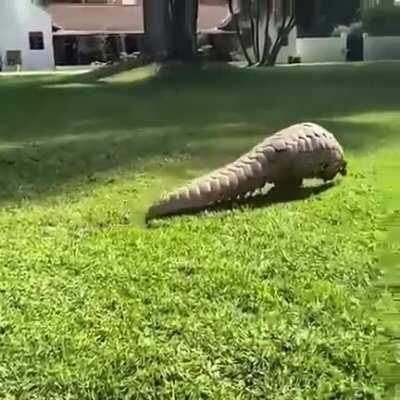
1;62;400;209
0;62;399;399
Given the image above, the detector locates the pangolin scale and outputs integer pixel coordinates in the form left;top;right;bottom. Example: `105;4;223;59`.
146;122;347;221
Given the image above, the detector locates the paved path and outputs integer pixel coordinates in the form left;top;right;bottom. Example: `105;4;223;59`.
0;67;92;76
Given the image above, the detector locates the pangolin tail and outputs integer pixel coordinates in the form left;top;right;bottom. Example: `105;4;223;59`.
145;156;267;221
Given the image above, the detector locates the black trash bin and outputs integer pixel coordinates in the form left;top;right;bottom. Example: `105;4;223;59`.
347;32;364;61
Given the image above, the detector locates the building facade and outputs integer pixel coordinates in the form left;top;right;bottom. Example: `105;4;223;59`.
49;0;231;65
363;0;400;8
0;0;55;71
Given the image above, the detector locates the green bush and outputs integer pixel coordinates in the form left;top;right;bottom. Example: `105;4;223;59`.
363;7;400;36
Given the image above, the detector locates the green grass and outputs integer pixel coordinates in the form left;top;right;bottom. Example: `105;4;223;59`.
0;62;399;399
375;151;400;399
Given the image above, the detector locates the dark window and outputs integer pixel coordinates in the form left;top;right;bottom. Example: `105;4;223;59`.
6;50;22;66
29;32;44;50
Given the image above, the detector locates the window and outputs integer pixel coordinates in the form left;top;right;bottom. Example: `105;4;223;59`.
6;50;22;66
29;32;44;50
31;0;49;5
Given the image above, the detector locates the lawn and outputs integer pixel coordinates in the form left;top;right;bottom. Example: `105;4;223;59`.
0;62;399;399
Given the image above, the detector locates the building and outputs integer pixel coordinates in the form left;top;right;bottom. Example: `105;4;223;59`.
49;0;231;65
49;0;301;65
362;0;400;61
363;0;400;8
0;0;55;71
296;0;360;38
2;0;379;72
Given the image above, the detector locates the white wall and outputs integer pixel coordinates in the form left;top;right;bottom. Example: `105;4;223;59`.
364;34;400;61
296;34;348;63
0;0;54;71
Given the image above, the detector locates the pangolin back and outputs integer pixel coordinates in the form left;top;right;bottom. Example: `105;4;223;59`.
146;122;346;221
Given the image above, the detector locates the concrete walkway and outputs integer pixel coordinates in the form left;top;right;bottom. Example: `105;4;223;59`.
0;66;93;77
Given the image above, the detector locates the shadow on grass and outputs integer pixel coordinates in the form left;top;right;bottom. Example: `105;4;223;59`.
1;62;400;204
146;182;335;227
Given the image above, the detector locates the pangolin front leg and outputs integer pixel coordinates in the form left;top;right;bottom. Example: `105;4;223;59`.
274;177;303;191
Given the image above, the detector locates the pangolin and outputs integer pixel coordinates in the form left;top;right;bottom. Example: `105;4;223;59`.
146;122;347;221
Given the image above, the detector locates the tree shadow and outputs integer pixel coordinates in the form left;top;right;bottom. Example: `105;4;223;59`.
1;62;400;204
146;182;335;227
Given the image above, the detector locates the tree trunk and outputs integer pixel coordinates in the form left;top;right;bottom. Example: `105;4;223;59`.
228;0;253;65
170;0;199;60
259;0;272;65
228;0;296;67
143;0;171;60
143;0;198;61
